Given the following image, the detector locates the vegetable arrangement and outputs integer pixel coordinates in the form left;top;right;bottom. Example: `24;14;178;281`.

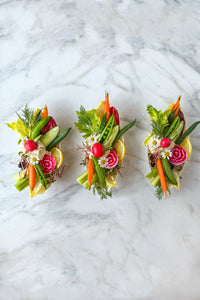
75;93;136;199
7;105;71;197
143;97;200;199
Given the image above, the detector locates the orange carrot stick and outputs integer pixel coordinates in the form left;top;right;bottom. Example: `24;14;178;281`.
156;158;167;196
174;106;180;117
88;157;94;190
171;96;181;113
42;105;48;119
103;93;110;122
28;164;36;190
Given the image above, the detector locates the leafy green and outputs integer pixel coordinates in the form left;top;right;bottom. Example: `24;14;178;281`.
147;105;169;138
17;104;34;129
155;185;171;200
6;118;30;138
75;106;101;138
92;182;112;200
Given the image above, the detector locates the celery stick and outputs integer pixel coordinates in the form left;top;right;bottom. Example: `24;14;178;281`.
82;174;98;189
13;170;27;183
151;174;160;187
76;170;88;185
15;177;29;191
146;168;158;180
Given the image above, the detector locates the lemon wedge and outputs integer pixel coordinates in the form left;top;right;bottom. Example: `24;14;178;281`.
106;175;117;188
96;101;104;120
180;137;192;159
50;147;63;168
29;180;46;198
113;140;126;162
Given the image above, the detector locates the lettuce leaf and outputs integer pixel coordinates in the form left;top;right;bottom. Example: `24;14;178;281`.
6;118;30;138
75;106;101;138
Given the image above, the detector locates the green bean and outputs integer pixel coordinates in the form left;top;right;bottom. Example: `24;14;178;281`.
34;164;47;189
30;116;51;140
176;121;200;145
168;106;179;124
113;119;136;144
161;158;177;185
165;116;180;138
92;157;106;187
46;128;71;151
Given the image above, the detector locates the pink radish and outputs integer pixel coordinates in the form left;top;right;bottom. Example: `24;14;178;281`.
39;154;56;174
110;107;119;125
42;117;57;134
24;140;37;151
92;143;104;158
105;150;118;169
160;138;171;148
168;145;187;165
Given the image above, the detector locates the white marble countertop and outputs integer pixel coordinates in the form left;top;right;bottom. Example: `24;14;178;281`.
0;1;200;299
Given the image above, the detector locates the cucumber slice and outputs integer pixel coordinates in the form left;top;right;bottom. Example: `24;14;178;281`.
103;125;120;149
40;126;60;147
13;170;27;183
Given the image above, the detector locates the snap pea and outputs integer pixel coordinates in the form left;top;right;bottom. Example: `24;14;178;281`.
176;121;200;145
113;119;136;144
30;116;51;140
168;106;179;124
161;158;177;185
34;164;47;189
46;127;71;151
92;157;106;187
99;113;107;133
98;114;114;144
165;116;180;138
168;120;184;141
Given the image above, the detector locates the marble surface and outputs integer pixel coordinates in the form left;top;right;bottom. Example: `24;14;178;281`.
0;0;200;299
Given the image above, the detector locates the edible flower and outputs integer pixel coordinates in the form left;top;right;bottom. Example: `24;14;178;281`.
27;154;39;165
98;156;108;168
161;149;172;160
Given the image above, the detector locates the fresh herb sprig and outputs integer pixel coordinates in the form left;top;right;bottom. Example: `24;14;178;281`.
93;182;113;200
17;104;34;129
156;185;171;200
147;105;169;138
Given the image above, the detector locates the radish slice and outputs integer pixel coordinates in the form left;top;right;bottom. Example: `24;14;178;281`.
24;140;37;151
160;138;171;148
39;154;56;174
42;117;57;134
168;145;187;165
105;149;118;169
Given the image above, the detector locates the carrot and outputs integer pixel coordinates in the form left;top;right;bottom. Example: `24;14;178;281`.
42;105;48;119
172;96;181;112
28;164;36;190
103;93;110;122
174;106;180;117
156;158;167;196
88;157;94;190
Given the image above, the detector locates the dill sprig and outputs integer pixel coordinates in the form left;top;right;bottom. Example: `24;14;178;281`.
155;186;171;200
93;182;112;200
17;104;34;129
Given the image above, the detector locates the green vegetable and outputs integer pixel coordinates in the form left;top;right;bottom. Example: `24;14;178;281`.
75;106;101;138
7;118;30;139
147;105;169;137
165;116;180;138
98;114;114;144
83;173;98;189
40;126;60;147
161;158;177;185
76;170;88;185
16;104;34;129
92;157;106;187
46;128;71;151
30;116;51;140
146;167;158;180
168;106;179;124
13;170;27;183
113;119;136;144
99;113;107;133
168;120;184;141
34;164;47;189
150;174;160;187
176;121;200;145
103;125;120;149
14;176;29;191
